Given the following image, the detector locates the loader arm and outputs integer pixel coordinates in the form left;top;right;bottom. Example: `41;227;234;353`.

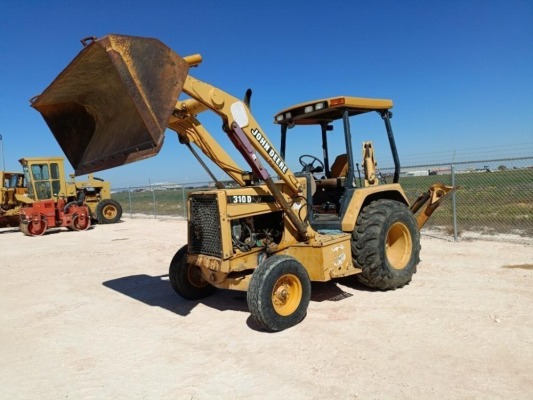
29;35;302;194
29;34;310;238
177;75;302;196
171;74;309;239
168;107;248;186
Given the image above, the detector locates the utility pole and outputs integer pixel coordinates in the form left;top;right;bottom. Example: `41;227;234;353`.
0;134;5;170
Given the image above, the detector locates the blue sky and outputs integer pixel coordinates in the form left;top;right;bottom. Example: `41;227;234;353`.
1;0;531;187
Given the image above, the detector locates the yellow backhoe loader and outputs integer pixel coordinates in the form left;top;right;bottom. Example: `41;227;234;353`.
31;34;453;331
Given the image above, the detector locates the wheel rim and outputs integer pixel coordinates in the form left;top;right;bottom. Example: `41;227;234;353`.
72;214;90;231
102;204;117;219
28;216;48;236
187;265;209;288
271;274;302;316
386;221;413;270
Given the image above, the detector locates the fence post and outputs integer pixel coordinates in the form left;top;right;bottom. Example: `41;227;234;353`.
128;187;132;219
181;186;186;218
149;179;157;219
451;164;458;241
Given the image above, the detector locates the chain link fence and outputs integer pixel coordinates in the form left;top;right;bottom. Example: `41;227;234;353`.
111;155;533;244
112;183;199;220
379;156;533;244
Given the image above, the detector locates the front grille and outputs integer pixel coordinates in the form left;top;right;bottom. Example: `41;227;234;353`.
189;195;222;257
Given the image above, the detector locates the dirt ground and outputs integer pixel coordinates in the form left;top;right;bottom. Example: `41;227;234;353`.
1;217;532;400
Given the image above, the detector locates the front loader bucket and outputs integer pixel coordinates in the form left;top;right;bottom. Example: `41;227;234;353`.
31;34;189;175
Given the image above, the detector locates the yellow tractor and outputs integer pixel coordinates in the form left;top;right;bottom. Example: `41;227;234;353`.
17;157;122;224
31;34;453;331
0;171;26;227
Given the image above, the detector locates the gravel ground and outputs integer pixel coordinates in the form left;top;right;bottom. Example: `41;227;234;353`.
1;217;532;400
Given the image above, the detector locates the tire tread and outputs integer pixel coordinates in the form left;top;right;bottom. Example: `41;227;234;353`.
352;199;420;290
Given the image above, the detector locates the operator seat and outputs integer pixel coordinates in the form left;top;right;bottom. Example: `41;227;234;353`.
316;154;348;188
311;154;349;215
330;154;348;178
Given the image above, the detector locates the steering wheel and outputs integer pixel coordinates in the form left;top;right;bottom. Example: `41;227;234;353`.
299;155;325;174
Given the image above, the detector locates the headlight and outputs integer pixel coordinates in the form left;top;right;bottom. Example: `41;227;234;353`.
304;102;326;113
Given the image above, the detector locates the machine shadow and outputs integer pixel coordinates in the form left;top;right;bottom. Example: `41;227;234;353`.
310;276;378;301
103;273;375;323
0;227;19;235
102;274;249;317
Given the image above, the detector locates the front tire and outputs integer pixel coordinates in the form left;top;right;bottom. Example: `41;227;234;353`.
247;255;311;332
352;199;420;290
169;245;216;300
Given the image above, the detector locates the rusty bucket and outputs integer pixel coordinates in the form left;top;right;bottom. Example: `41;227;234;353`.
31;34;189;175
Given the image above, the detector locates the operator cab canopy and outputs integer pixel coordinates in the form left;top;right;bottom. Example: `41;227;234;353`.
273;96;393;126
274;96;394;181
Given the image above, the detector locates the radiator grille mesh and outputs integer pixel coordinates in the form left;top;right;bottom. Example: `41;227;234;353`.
189;195;222;257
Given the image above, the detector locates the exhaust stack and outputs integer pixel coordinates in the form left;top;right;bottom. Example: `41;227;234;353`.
31;34;189;175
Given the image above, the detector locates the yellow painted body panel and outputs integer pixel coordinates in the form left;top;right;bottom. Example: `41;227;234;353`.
186;176;361;288
341;184;409;232
281;233;359;281
192;231;357;291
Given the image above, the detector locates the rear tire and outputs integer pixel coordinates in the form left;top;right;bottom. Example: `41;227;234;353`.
169;245;216;300
247;255;311;332
352;199;420;290
96;199;122;224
